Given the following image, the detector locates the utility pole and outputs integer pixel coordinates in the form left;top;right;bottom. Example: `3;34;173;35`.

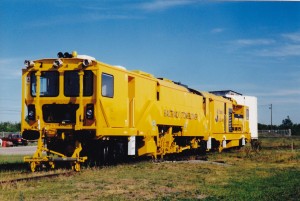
269;104;273;131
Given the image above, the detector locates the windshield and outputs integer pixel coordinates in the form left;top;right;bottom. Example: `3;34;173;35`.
30;70;93;97
31;71;59;97
64;70;93;97
64;71;79;97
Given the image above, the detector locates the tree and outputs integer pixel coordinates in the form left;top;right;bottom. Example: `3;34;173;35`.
281;116;293;129
279;116;300;136
0;122;21;132
258;116;300;136
292;124;300;136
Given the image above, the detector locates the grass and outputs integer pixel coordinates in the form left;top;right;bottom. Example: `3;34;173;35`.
0;155;24;164
0;137;299;200
259;136;300;150
0;155;28;182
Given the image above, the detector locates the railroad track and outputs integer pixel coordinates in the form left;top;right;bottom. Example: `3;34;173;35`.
0;149;234;184
0;171;75;185
0;155;211;184
0;145;290;186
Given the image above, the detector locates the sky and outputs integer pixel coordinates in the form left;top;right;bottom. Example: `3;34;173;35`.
0;0;300;125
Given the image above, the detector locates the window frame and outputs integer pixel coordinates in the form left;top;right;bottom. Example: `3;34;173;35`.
83;70;94;97
246;109;249;120
64;70;94;97
30;71;59;97
64;70;80;97
101;73;114;98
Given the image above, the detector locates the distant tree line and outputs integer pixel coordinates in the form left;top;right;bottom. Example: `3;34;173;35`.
0;122;21;132
258;116;300;136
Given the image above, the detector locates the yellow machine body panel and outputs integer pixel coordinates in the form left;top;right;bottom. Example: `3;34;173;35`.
21;53;253;170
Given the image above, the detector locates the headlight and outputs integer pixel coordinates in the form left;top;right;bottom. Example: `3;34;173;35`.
24;60;35;68
53;59;63;68
83;59;92;67
86;104;94;120
27;104;36;121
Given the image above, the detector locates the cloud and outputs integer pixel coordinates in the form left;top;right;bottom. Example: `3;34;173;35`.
282;31;300;42
230;31;300;57
257;44;300;57
23;2;140;28
211;28;224;34
84;13;140;21
22;1;204;28
0;58;23;79
235;39;275;46
258;97;299;106
139;0;201;11
25;13;138;28
255;31;300;57
259;97;300;106
255;89;300;97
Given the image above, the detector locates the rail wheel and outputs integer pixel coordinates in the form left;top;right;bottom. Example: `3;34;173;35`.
72;162;81;172
30;162;37;172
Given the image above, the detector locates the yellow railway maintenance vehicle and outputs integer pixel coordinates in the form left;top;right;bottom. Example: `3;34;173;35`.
21;52;257;172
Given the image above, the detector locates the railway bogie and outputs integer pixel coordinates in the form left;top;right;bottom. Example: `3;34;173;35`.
21;52;257;171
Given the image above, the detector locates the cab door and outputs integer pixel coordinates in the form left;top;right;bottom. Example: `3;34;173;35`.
100;70;128;128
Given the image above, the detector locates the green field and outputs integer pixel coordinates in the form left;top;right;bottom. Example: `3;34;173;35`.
0;137;300;201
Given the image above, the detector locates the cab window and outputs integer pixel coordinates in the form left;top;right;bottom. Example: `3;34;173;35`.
64;70;94;97
31;71;59;97
102;73;114;98
64;71;79;97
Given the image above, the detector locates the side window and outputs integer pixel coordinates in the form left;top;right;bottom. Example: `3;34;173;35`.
246;109;249;120
102;73;114;98
30;72;37;96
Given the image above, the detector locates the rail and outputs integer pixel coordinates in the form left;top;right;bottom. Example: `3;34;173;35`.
0;171;75;185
